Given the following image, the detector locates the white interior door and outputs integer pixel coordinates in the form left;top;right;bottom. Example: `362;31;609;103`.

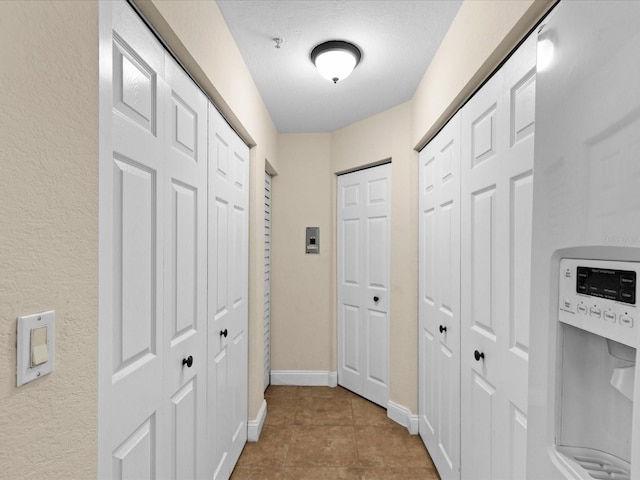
419;111;461;480
337;164;391;407
207;103;249;480
264;172;272;391
162;54;208;479
460;66;505;480
99;2;167;477
496;33;535;480
460;32;535;480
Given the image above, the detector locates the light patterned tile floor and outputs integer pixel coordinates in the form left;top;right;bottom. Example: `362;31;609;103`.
231;386;440;480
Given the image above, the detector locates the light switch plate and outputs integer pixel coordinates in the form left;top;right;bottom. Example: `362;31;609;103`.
17;310;55;386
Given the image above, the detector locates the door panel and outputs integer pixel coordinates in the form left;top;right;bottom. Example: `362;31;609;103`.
208;103;249;480
100;2;166;477
470;373;495;479
418;112;461;480
163;54;208;480
112;416;156;480
460;31;536;480
500;32;536;473
337;164;391;407
461;68;505;480
171;380;197;479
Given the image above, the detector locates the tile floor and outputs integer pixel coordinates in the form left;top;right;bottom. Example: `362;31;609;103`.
230;385;441;480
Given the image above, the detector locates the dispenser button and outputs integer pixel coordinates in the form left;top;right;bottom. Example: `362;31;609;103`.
620;316;634;328
620;289;635;304
604;311;616;322
589;307;602;318
563;299;572;310
565;268;572;278
620;274;635;287
577;304;587;314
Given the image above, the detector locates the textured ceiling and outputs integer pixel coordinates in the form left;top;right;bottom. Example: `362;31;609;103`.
216;0;462;133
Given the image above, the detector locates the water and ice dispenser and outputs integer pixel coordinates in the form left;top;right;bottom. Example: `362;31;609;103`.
554;259;638;479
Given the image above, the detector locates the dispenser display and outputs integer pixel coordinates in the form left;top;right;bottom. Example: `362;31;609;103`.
558;259;638;348
576;266;636;304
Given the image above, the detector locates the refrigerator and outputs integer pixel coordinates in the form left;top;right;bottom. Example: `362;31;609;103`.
527;1;640;479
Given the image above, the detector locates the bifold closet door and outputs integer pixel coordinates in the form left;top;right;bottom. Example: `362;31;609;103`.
418;111;461;480
207;103;250;480
162;55;208;480
99;1;208;477
460;32;535;480
99;3;166;476
337;164;391;407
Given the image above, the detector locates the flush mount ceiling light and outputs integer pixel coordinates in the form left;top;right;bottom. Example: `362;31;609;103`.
311;40;362;84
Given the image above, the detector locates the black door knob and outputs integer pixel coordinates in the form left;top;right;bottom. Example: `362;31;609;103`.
474;350;485;362
182;356;193;368
373;296;379;302
220;329;228;338
439;325;447;333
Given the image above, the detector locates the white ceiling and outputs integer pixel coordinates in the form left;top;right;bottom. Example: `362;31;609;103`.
216;0;462;133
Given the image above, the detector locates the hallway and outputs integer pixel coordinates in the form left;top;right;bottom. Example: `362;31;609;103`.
231;386;440;479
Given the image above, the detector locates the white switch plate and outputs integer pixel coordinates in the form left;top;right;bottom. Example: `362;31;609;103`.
17;310;55;386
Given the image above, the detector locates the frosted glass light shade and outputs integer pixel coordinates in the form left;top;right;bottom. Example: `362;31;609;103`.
311;41;361;84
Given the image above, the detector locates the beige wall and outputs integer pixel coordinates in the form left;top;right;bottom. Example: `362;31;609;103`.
0;1;98;478
412;0;554;148
271;135;334;372
135;0;280;421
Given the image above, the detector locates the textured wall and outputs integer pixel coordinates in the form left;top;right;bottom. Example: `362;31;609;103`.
271;134;333;372
0;1;98;478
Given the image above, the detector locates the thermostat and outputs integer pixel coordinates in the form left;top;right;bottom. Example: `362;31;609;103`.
306;227;319;254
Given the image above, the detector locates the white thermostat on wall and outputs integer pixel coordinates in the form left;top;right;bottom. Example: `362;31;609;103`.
17;310;55;386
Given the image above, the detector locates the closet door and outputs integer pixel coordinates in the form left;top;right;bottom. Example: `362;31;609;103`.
418;112;461;480
264;172;272;391
460;67;506;480
496;33;535;480
162;55;208;479
208;104;250;480
99;2;167;477
337;163;391;407
460;32;535;479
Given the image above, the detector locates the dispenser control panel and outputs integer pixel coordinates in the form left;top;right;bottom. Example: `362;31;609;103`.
559;258;638;348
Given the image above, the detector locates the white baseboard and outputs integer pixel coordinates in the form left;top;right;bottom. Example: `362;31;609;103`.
387;400;419;435
247;399;267;442
270;370;338;387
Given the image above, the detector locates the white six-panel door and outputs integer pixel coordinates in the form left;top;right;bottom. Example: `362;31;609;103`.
99;2;168;476
419;112;461;480
460;33;535;480
337;164;391;407
162;55;209;480
207;103;249;480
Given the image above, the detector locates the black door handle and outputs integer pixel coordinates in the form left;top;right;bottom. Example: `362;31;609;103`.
439;325;447;333
474;350;485;362
220;329;228;338
373;296;379;302
182;356;193;368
